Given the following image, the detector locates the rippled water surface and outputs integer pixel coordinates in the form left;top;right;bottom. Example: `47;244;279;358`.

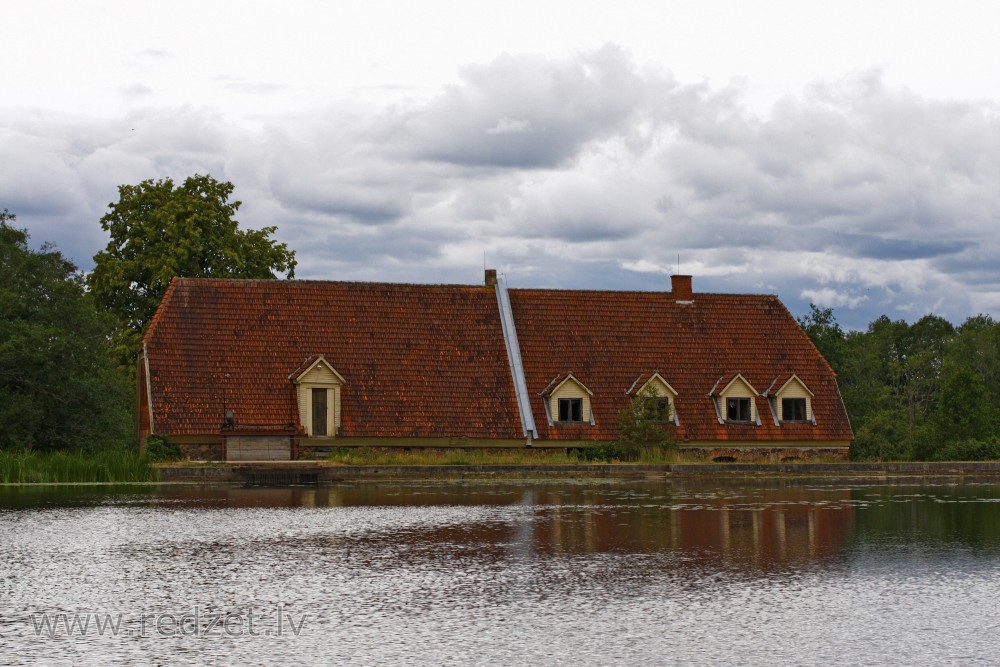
3;479;1000;665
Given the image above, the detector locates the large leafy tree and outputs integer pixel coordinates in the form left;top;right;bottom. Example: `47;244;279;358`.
0;210;132;450
913;363;997;460
87;175;297;366
798;303;846;372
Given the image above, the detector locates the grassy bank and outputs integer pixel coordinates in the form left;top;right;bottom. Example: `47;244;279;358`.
324;446;680;466
0;450;156;483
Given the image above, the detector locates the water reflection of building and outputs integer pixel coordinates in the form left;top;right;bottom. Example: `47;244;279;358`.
522;484;856;570
156;482;855;570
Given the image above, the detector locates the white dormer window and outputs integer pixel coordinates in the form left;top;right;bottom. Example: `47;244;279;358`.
289;355;345;438
709;373;760;425
540;373;594;425
764;374;816;425
627;372;679;425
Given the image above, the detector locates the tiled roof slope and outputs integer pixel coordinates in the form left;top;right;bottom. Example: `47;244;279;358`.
143;278;522;439
508;288;853;442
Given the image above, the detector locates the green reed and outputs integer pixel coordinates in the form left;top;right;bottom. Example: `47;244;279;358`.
0;449;156;483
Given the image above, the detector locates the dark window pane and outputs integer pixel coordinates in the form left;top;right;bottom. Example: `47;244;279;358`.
727;397;751;421
559;398;583;422
782;398;807;421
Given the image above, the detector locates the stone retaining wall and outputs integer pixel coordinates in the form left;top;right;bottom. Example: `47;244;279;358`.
156;461;1000;484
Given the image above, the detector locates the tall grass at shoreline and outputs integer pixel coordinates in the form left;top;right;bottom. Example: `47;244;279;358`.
323;446;681;466
0;450;155;483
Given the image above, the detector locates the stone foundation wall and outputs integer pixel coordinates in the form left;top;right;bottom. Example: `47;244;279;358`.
177;442;225;461
679;447;849;463
171;441;847;464
156;460;1000;483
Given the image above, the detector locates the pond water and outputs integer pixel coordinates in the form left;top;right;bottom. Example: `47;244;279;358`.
3;478;1000;666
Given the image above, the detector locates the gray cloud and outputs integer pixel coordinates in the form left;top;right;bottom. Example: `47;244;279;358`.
3;49;1000;330
379;44;663;168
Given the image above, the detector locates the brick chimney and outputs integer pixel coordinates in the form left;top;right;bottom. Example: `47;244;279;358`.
671;274;693;301
485;269;498;286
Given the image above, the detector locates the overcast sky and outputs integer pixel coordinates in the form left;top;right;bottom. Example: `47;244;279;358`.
4;0;1000;329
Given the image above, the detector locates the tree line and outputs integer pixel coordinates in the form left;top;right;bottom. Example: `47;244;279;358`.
799;305;1000;460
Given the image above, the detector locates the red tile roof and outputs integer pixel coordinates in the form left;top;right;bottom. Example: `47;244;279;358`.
142;278;521;439
142;278;853;444
508;288;852;442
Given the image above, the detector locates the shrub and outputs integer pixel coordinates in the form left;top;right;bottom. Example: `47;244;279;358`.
934;438;1000;462
576;443;635;462
144;436;182;462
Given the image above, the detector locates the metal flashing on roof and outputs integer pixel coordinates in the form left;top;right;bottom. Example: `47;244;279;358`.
495;276;537;439
143;342;155;435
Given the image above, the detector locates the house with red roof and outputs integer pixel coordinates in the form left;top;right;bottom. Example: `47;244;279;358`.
138;273;853;461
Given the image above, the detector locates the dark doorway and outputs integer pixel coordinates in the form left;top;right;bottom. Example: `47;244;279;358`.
312;388;328;436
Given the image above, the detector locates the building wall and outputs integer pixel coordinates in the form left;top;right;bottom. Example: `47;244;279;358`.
226;436;292;461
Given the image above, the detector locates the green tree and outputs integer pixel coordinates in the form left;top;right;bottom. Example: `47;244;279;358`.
913;364;997;460
855;314;954;440
904;314;955;428
87;174;297;366
851;408;910;461
952;315;1000;406
0;210;133;451
838;328;888;431
798;303;846;372
613;387;677;461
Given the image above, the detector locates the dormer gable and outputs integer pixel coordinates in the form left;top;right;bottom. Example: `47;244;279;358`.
540;372;595;425
709;372;760;425
289;355;345;438
289;355;346;385
763;373;816;425
627;372;679;425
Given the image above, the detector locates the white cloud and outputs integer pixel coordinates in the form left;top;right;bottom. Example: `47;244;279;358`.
800;288;870;310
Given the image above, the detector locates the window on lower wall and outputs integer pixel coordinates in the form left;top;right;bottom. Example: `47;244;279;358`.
726;397;752;422
558;397;583;422
782;397;807;422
